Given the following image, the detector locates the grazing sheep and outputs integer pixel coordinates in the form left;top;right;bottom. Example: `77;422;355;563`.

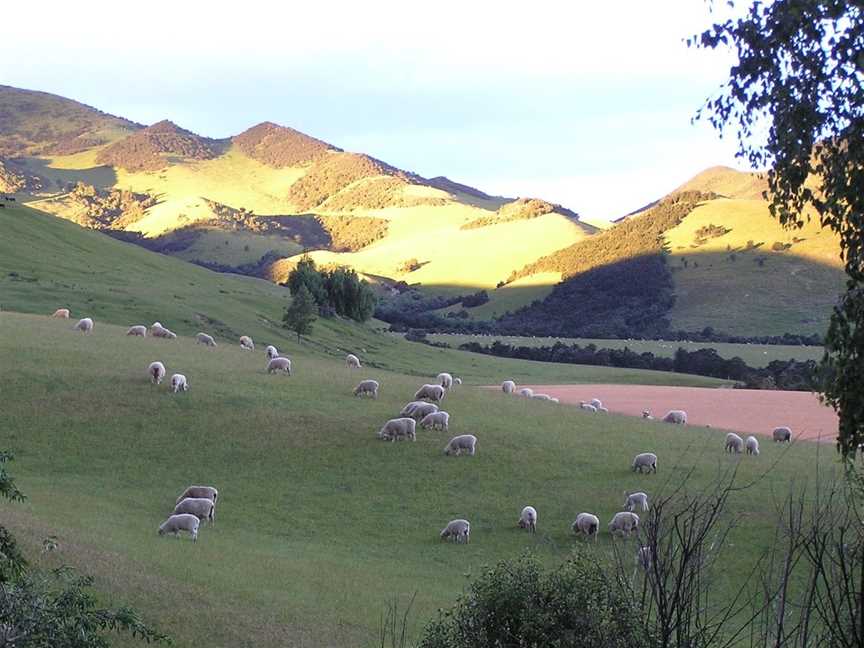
420;411;450;431
662;410;688;424
353;379;379;398
625;491;650;512
346;353;361;368
414;384;445;403
196;332;217;347
440;519;470;544
51;308;70;319
572;513;600;541
444;434;477;456
773;426;792;443
637;546;652;570
518;506;538;533
632;452;658;474
579;402;598;412
126;325;147;337
173;497;215;525
518;387;534;398
267;357;292;375
642;409;654;420
532;393;552;401
502;380;516;394
745;435;760;456
377;417;417;442
590;398;603;409
72;317;93;334
725;433;744;454
170;373;189;393
152;324;177;339
239;335;254;351
176;485;218;505
454;377;463;386
608;511;640;537
158;514;200;542
437;372;453;389
265;345;279;360
400;401;439;421
148;361;166;385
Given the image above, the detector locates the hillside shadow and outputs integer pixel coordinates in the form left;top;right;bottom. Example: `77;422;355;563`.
19;157;118;192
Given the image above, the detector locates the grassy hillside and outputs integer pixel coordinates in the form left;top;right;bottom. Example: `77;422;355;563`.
0;312;837;648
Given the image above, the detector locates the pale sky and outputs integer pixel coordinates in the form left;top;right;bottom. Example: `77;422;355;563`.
1;0;747;220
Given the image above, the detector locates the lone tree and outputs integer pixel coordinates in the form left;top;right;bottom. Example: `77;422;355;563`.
694;1;864;457
283;284;317;342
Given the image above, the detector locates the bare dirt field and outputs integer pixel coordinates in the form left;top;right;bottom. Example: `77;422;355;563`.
519;384;838;442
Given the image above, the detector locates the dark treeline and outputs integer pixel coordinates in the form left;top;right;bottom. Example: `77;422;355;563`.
285;256;376;322
457;340;819;390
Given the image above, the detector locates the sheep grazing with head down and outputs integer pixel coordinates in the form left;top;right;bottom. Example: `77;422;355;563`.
444;434;476;456
773;426;792;443
420;411;450;431
590;398;603;409
126;325;147;337
518;387;534;398
72;317;93;334
346;353;361;369
579;402;598;412
572;513;600;541
377;417;416;442
265;345;279;360
239;335;254;351
502;380;516;394
518;506;538;533
170;373;189;393
353;379;379;398
176;485;218;506
532;393;552;401
725;433;744;454
173;497;215;525
437;372;453;389
608;511;640;537
662;410;688;424
267;357;292;375
151;323;177;339
632;452;658;474
148;361;166;385
158;514;200;542
440;519;470;544
414;384;445;403
196;332;217;347
745;435;760;456
52;308;70;319
401;401;439;421
625;491;649;512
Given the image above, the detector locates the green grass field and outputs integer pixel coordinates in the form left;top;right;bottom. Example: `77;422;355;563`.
173;229;305;267
424;333;824;368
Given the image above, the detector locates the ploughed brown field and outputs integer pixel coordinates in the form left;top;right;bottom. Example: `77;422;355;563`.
518;384;838;442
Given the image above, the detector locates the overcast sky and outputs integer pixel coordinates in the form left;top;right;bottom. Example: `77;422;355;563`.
2;0;746;220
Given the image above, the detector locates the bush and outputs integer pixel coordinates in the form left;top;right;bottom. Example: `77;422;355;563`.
284;256;376;322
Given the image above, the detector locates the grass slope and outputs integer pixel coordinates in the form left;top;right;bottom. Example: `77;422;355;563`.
0;312;836;648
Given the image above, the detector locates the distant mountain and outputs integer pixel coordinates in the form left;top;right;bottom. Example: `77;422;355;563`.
96;120;220;172
232;121;339;168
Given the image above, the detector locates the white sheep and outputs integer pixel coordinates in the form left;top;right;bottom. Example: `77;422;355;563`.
745;435;760;456
608;511;640;537
72;317;93;334
173;497;215;525
196;332;217;347
346;353;361;368
420;411;450;431
377;417;416;442
239;335;254;351
502;380;516;394
175;485;218;505
437;372;453;389
414;384;445;403
453;377;462;386
444;434;476;456
662;410;688;424
590;398;603;409
440;519;470;544
158;513;200;542
126;325;147;337
642;409;654;420
265;345;279;360
148;361;166;385
725;433;744;454
400;401;439;421
170;373;189;393
518;387;534;398
549;397;560;404
632;452;658;474
773;426;792;443
597;406;609;413
532;393;552;401
572;513;600;541
52;308;70;319
518;506;538;533
625;491;650;512
353;379;379;398
152;324;177;339
267;357;292;375
579;402;598;412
